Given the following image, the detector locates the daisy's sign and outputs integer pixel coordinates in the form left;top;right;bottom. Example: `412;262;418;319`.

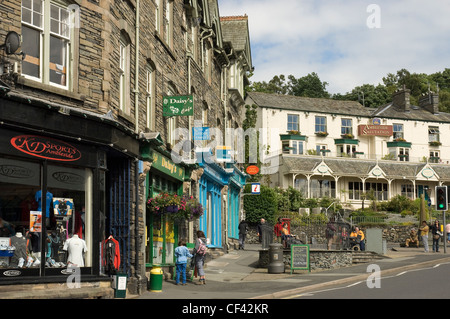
163;95;194;117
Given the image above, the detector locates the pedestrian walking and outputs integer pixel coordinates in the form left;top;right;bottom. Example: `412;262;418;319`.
273;218;283;244
238;220;248;250
419;220;430;252
430;219;443;252
257;218;265;243
193;230;208;285
174;239;193;285
446;223;450;244
325;218;336;250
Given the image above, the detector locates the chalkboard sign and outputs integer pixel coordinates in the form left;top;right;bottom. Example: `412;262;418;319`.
290;244;310;273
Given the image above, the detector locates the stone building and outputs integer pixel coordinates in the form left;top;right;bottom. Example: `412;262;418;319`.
0;0;252;297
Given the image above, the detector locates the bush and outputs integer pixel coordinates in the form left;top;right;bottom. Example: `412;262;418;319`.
243;184;278;223
387;195;412;213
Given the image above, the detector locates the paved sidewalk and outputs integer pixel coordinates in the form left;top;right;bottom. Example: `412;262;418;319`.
131;243;450;300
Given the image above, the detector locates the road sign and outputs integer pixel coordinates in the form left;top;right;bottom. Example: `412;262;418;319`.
251;183;261;194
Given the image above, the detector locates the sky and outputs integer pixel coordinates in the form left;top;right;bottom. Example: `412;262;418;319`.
217;0;450;95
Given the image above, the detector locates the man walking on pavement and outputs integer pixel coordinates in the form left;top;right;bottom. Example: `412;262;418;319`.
238;220;248;250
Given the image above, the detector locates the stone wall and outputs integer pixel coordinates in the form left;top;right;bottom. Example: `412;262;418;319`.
246;224;418;246
258;249;353;271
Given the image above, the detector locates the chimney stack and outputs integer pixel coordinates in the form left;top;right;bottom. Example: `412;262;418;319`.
392;86;411;112
419;91;439;114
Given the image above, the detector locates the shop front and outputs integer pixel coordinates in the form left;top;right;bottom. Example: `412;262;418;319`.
226;164;246;244
196;150;232;249
0;95;140;296
141;142;191;268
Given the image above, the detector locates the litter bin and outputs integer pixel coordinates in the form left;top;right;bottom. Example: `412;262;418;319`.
149;267;163;292
268;243;284;274
114;273;128;298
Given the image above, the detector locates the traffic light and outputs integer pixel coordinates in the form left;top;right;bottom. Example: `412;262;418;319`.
436;186;448;211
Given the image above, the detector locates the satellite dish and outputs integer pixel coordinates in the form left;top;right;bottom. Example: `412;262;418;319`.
1;31;21;55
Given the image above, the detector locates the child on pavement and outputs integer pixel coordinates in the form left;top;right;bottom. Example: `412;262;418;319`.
175;239;193;285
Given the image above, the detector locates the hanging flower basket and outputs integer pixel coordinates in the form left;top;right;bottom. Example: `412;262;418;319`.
168;195;204;222
147;192;181;216
147;193;203;222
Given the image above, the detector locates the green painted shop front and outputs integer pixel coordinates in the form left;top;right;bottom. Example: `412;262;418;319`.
141;144;189;268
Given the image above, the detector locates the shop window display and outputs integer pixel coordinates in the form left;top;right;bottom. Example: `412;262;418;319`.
0;157;92;272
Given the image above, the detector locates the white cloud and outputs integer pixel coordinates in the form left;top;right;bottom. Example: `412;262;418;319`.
218;0;450;94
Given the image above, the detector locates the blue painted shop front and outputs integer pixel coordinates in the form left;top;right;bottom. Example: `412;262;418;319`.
226;164;246;241
197;160;229;248
195;151;247;249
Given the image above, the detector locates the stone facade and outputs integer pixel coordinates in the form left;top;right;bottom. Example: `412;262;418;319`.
0;0;251;297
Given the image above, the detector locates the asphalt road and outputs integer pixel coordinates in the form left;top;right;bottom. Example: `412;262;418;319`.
285;259;450;299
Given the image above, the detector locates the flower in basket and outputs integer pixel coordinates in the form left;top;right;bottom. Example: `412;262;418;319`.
147;192;180;215
168;195;204;221
315;131;328;137
184;196;204;220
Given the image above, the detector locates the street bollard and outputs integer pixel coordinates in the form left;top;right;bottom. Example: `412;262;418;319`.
268;243;285;274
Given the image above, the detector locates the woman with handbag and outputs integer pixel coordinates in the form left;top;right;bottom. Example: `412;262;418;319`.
431;219;443;252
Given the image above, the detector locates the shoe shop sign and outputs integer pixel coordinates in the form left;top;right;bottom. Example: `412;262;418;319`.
163;95;194;117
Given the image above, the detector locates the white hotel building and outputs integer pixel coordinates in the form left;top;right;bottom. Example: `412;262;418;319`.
245;88;450;208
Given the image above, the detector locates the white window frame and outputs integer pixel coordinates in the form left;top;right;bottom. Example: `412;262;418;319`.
287;114;299;132
21;0;72;90
146;65;156;130
119;34;130;114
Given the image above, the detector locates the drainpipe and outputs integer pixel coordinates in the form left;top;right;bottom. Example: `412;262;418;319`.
134;0;140;134
134;0;143;294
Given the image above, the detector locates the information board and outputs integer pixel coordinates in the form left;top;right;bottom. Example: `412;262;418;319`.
290;244;310;273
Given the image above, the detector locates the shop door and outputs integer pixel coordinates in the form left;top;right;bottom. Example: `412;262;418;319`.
107;159;131;276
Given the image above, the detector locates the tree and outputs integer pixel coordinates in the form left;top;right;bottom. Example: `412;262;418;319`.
249;72;330;98
332;83;390;108
287;72;330;98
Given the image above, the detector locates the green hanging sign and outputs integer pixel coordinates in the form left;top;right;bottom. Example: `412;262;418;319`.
163;95;194;117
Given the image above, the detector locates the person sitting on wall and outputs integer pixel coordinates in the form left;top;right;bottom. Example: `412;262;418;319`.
405;228;419;248
281;223;296;248
349;226;365;251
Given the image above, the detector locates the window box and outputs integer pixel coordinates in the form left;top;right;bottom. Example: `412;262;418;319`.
341;133;354;139
315;131;329;137
429;141;442;147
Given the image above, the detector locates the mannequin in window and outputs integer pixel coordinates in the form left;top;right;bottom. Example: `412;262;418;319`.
10;227;27;268
63;233;87;267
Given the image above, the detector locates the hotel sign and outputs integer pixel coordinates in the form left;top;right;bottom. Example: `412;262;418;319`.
358;125;393;137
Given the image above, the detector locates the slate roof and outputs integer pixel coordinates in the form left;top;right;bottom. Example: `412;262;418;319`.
247;91;450;123
220;16;252;70
246;92;373;117
282;155;450;180
372;102;450;123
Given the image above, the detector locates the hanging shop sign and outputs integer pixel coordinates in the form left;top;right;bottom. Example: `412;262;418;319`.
358;125;393;137
10;135;82;162
163;95;194;117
